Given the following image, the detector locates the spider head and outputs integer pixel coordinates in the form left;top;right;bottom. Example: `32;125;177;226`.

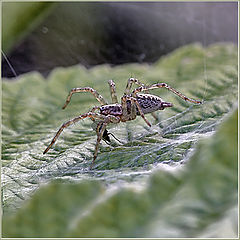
159;101;173;110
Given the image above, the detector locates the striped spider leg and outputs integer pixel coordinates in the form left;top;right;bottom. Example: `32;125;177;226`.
108;79;118;103
43;109;120;169
132;83;203;104
62;87;108;109
125;77;158;119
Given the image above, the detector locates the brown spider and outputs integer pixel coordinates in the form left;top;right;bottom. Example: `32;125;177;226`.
43;78;202;169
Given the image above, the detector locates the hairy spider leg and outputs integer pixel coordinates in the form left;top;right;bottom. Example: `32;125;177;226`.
132;83;203;104
43;112;107;155
127;96;152;127
125;78;158;120
113;78;144;121
121;95;151;127
129;96;137;120
121;95;136;122
108;80;118;103
62;87;108;109
91;116;120;169
89;106;101;121
125;77;146;95
91;121;108;169
121;95;128;122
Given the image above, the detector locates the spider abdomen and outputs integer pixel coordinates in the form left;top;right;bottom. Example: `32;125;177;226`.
137;93;170;114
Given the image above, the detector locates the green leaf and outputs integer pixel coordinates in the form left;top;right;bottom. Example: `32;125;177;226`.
2;108;237;238
3;180;105;238
2;43;237;237
2;2;55;53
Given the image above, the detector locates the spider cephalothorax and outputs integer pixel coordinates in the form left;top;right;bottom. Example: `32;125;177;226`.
43;78;202;169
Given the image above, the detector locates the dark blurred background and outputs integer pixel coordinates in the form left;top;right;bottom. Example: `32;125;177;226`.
2;2;238;78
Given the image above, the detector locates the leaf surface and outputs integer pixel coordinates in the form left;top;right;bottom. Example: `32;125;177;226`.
2;43;238;237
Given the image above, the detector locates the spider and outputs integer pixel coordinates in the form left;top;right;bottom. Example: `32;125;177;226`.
43;78;202;169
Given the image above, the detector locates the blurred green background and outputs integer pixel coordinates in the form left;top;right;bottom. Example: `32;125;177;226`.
1;2;238;238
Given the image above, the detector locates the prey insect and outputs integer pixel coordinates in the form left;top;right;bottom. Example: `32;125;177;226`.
43;78;202;169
